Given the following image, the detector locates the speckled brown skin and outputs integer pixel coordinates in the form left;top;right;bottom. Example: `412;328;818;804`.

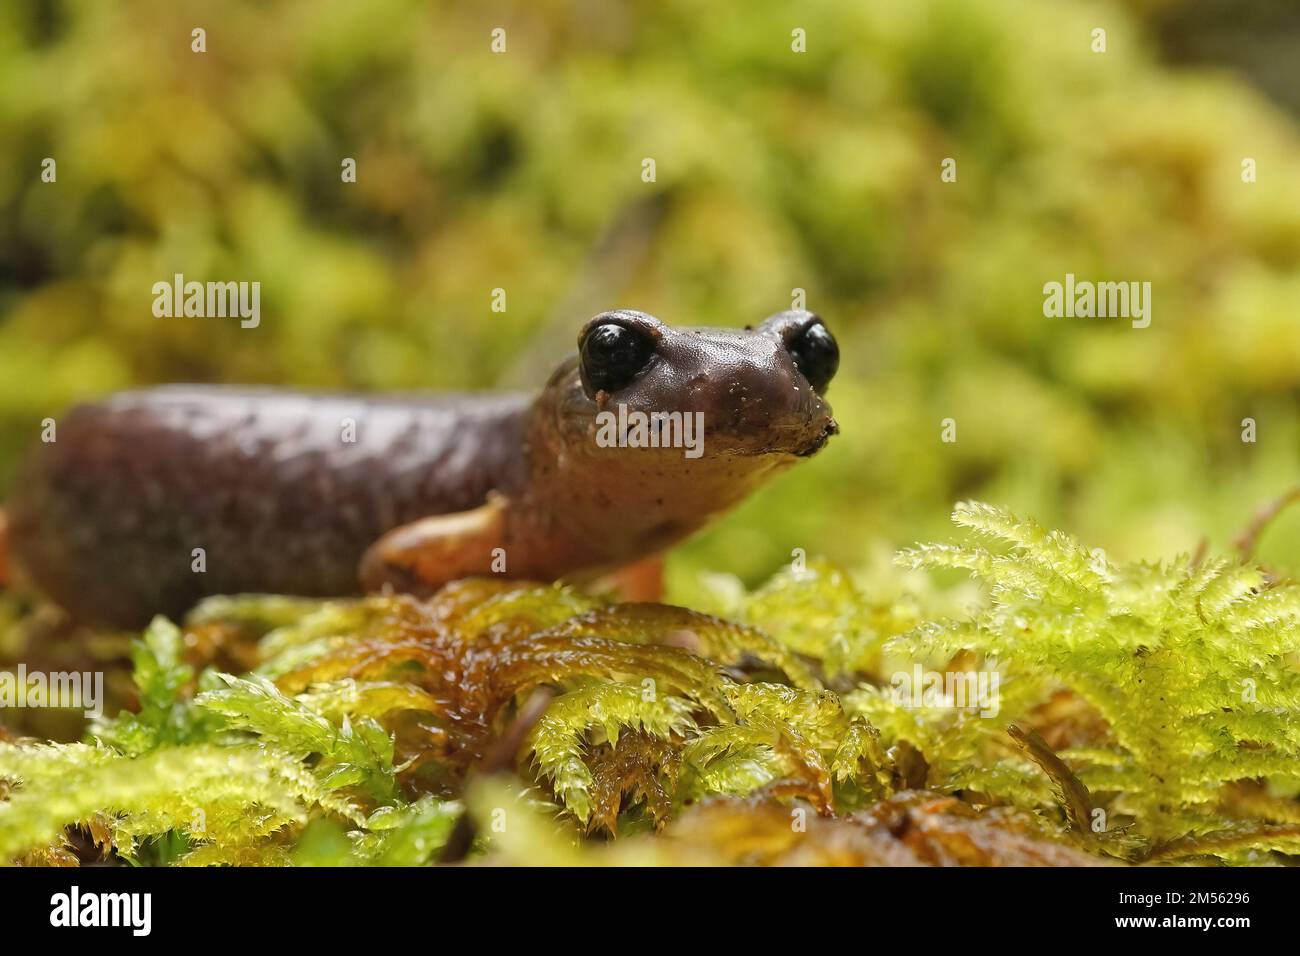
6;310;837;627
8;389;531;626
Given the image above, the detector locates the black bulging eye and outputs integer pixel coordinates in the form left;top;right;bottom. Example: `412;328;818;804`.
788;322;839;393
580;322;656;395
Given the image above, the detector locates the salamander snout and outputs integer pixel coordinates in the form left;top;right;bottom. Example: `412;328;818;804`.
571;309;839;459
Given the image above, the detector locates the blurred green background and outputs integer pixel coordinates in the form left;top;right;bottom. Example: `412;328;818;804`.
2;0;1299;596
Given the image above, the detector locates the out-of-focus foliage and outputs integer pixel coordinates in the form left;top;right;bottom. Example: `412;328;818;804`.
461;781;1108;867
1135;0;1300;117
3;512;1299;866
3;0;1300;587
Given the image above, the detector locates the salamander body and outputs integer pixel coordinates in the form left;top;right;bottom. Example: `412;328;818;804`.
5;310;839;626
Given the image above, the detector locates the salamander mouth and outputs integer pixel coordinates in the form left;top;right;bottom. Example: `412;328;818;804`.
794;418;839;458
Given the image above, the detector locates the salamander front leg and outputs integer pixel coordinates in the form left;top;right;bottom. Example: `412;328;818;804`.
359;494;510;594
596;554;665;602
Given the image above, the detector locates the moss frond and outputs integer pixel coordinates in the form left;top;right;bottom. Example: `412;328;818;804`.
91;617;212;755
345;798;464;866
195;674;397;801
736;558;921;678
293;679;441;723
887;502;1300;859
0;742;363;863
539;603;822;690
679;727;781;799
526;682;697;824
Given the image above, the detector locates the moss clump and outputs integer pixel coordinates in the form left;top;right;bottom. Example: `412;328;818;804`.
876;502;1300;861
2;503;1299;865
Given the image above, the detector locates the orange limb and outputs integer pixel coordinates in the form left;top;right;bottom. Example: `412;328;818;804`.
358;495;509;594
596;553;665;602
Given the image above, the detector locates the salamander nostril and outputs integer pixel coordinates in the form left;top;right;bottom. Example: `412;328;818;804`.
795;425;834;458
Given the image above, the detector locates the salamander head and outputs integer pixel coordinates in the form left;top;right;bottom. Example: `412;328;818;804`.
548;309;839;461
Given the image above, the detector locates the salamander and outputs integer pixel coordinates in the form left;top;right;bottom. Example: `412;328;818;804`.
2;309;839;627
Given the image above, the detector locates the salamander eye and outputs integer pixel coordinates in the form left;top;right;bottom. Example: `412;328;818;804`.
579;322;656;395
788;321;839;393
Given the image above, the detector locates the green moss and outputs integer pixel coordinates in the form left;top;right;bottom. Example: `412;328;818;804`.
2;503;1299;864
879;502;1300;861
